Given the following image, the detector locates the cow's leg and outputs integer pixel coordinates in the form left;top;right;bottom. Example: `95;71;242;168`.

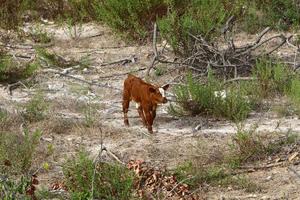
152;104;157;120
122;90;130;126
144;106;154;134
137;103;147;126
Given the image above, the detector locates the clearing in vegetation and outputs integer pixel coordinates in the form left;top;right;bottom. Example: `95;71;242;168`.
0;0;300;199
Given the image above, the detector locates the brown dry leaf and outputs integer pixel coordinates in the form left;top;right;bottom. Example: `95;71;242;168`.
127;160;195;199
50;181;67;191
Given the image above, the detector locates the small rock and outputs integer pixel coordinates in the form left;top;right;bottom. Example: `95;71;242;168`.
83;68;89;73
41;136;53;142
265;175;272;181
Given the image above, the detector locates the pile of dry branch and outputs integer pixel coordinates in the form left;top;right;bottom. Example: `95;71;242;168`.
127;160;200;200
155;17;300;80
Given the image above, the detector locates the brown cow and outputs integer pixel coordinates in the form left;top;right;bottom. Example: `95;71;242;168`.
122;74;169;134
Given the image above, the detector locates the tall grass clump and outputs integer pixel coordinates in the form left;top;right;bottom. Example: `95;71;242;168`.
287;77;300;114
252;59;294;98
0;51;39;83
63;151;134;200
171;72;253;121
227;125;299;168
0;176;33;200
239;0;300;32
22;91;49;123
0;130;41;175
254;0;300;30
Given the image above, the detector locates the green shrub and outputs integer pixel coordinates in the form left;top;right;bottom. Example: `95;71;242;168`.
0;109;7;122
29;26;53;43
0;0;22;29
240;0;300;32
0;176;32;200
92;0;167;40
228;126;266;167
239;2;264;34
0;52;39;83
22;92;49;122
289;78;300;104
174;161;259;192
159;0;233;55
63;151;134;200
173;72;220;116
252;59;294;98
0;130;41;175
82;103;98;128
171;72;252;121
227;126;299;168
256;0;300;30
214;88;253;122
288;77;300;114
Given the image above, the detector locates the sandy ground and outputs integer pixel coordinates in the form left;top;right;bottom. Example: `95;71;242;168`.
1;22;300;199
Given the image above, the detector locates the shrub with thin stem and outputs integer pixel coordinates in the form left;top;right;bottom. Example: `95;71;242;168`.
22;91;49;123
63;150;134;200
0;129;41;175
171;72;253;121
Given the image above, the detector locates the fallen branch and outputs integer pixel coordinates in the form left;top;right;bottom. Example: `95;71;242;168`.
265;35;289;55
42;68;121;91
98;56;137;67
102;146;125;165
224;77;257;84
98;67;147;79
232;162;286;175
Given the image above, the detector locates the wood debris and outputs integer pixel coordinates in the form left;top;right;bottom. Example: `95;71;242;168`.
127;160;201;200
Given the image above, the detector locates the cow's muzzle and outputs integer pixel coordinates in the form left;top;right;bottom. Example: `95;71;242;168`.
162;98;168;103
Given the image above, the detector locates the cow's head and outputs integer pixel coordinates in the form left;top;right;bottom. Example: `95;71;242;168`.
149;84;170;104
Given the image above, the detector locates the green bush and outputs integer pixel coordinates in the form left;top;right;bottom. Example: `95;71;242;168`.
92;0;167;40
29;26;53;43
0;109;7;122
288;77;300;114
256;0;300;30
171;72;252;121
0;52;39;84
63;151;134;200
227;126;299;168
159;0;233;55
22;92;49;123
0;176;32;200
0;0;22;29
252;59;294;98
214;88;253;122
174;161;259;192
0;130;41;175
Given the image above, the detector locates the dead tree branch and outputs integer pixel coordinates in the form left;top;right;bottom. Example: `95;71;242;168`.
146;22;158;77
157;21;295;79
42;68;121;91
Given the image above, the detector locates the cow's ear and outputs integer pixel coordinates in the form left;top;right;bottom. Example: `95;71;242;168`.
149;87;156;93
162;84;169;90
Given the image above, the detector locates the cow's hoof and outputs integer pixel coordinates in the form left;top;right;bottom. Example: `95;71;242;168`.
147;127;153;134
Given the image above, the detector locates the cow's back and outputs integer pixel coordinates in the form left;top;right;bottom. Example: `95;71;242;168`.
124;74;150;103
